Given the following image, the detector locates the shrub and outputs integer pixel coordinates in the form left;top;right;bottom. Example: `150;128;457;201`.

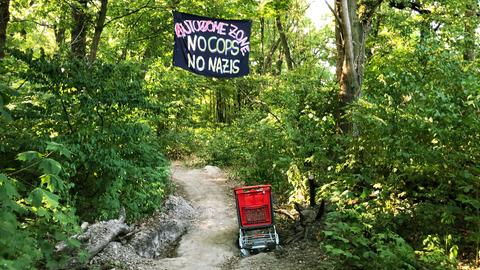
0;146;80;269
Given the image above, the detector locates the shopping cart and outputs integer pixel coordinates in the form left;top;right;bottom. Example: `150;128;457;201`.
234;185;280;257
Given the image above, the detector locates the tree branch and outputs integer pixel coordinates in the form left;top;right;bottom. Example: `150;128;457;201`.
389;0;431;14
11;18;54;28
263;37;281;73
103;0;153;27
325;0;343;25
89;0;108;62
276;16;294;70
362;0;384;22
274;209;296;220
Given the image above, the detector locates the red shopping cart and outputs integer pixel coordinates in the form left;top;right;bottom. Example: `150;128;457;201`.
234;185;280;257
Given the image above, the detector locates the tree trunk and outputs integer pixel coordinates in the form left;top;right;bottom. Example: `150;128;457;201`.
55;25;66;46
54;12;68;48
215;88;226;123
263;37;281;73
259;17;265;72
71;0;88;59
338;0;361;104
463;2;477;61
89;0;108;62
276;51;283;75
0;0;10;59
334;0;377;133
276;16;293;71
308;176;318;207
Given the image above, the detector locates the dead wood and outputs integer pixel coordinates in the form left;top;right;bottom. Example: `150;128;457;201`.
292;199;326;240
294;200;326;225
274;209;296;220
117;227;140;243
59;208;130;269
274;178;323;240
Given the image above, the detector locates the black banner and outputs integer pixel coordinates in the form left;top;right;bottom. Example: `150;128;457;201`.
173;11;252;78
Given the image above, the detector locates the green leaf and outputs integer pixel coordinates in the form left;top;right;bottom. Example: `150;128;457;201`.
0;212;18;233
333;235;350;244
29;188;60;209
39;158;62;175
0;174;19;200
40;174;64;192
17;151;42;162
67;238;81;249
457;194;480;210
41;190;59;208
30;188;43;208
46;142;72;158
324;230;335;237
3;182;19;200
36;207;49;217
464;216;480;222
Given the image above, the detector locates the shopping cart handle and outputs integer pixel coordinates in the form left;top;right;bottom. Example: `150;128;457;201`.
234;185;271;193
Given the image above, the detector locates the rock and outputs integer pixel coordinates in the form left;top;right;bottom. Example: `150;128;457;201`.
124;195;194;259
203;165;222;177
90;195;195;268
90;242;150;269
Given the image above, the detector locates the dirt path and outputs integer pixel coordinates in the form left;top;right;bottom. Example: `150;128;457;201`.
143;163;237;269
142;163;324;270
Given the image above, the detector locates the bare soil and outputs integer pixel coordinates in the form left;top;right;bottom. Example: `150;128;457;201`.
142;162;328;270
139;163;237;270
92;162;327;269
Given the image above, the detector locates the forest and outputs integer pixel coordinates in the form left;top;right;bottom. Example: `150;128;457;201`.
0;0;479;269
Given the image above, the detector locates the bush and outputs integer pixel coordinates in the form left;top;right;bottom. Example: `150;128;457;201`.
200;68;337;196
322;204;457;270
63;124;171;222
0;146;80;269
1;52;172;222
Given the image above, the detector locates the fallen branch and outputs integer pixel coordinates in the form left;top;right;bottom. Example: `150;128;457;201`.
288;178;326;241
274;209;296;220
117;227;141;242
59;208;130;269
285;231;304;244
294;200;325;226
55;222;90;253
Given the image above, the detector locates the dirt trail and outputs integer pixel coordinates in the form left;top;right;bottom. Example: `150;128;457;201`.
144;163;237;269
142;163;319;270
90;163;325;269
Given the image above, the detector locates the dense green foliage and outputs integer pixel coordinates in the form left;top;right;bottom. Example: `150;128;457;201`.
1;37;170;270
197;60;479;269
0;0;479;269
0;148;80;269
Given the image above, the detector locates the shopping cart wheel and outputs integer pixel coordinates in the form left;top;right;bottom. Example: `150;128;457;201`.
240;248;250;257
274;245;284;256
235;234;240;248
267;242;276;250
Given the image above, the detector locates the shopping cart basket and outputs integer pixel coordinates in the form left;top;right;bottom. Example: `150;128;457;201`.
234;185;280;257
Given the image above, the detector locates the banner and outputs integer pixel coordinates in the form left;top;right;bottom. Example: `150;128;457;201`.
173;11;252;78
